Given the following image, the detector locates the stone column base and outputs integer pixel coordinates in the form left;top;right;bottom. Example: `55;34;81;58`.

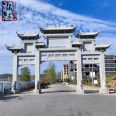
33;88;41;94
76;87;84;94
11;90;16;94
99;87;109;94
11;89;20;94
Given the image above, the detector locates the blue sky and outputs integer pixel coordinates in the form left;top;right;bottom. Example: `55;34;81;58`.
42;0;116;22
0;0;116;74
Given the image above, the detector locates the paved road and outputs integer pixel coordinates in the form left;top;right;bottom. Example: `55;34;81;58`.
0;84;116;116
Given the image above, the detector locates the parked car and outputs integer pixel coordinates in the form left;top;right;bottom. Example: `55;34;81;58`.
109;87;116;93
40;81;48;89
62;82;69;85
27;82;35;89
28;80;50;90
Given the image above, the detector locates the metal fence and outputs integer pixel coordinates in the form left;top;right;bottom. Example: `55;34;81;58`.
0;81;30;95
0;81;12;95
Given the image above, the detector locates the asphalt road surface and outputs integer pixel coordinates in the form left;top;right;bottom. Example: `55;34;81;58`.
0;84;116;116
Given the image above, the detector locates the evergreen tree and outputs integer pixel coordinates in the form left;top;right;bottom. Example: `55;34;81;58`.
20;67;31;82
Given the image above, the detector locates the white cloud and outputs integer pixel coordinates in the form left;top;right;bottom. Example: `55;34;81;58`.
13;0;116;31
0;0;116;74
0;0;116;54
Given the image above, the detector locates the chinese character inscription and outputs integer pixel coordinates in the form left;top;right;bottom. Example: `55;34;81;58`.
2;1;17;21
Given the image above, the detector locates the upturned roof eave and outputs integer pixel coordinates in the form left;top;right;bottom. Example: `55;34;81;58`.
16;32;39;40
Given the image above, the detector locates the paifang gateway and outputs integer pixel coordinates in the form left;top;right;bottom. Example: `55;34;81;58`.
6;25;111;94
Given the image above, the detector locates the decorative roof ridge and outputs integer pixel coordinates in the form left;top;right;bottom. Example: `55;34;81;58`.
5;44;23;50
40;26;76;32
16;32;39;39
95;44;111;47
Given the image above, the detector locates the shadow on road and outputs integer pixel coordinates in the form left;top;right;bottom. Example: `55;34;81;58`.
84;90;99;94
0;95;22;101
42;90;76;94
42;90;99;94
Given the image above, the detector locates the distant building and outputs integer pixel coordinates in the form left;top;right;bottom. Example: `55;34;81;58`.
61;71;63;80
56;72;61;80
69;61;77;79
62;64;69;80
69;54;116;79
105;54;116;75
0;74;12;81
